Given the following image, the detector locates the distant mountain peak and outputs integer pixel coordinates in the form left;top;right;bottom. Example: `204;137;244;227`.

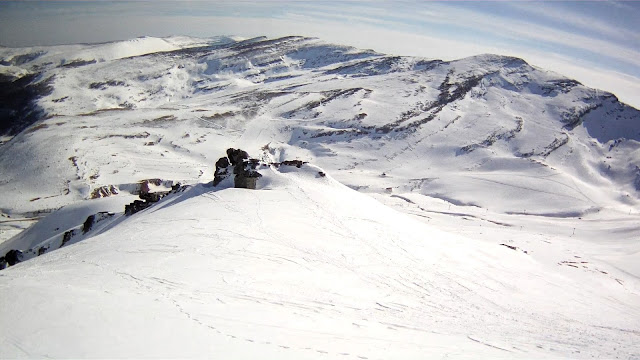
0;34;638;216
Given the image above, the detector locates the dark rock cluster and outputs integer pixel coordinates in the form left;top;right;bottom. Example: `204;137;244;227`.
125;182;186;216
227;148;249;166
0;147;316;270
90;185;119;199
278;160;305;168
82;212;115;234
213;156;231;186
214;148;263;189
0;249;23;269
1;242;54;269
61;229;77;247
0;181;192;270
124;199;152;216
37;246;48;256
213;148;312;189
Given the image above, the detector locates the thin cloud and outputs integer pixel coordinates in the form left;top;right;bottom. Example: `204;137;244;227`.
273;2;640;71
404;3;640;70
504;2;640;44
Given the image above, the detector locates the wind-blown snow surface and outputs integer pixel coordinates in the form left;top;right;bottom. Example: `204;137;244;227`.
1;165;639;359
1;36;640;358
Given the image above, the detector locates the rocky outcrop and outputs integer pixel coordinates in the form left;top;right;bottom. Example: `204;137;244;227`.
37;246;48;256
213;148;312;189
125;182;186;216
82;212;115;234
90;185;119;199
1;184;190;270
61;229;76;247
213;156;231;186
233;159;262;189
89;179;175;201
214;148;263;189
125;180;168;215
226;148;249;166
124;200;153;216
235;173;260;189
139;179;163;194
277;160;306;168
4;249;23;266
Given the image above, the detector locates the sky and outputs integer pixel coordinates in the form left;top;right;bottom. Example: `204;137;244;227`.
1;0;639;108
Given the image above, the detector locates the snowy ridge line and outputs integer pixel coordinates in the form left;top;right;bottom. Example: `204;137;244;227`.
1;159;639;358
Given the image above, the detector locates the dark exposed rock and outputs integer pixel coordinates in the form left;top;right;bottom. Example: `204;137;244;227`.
0;257;6;270
90;185;119;199
61;230;74;247
500;243;517;251
214;156;232;186
140;192;163;203
37;246;47;256
213;169;229;187
139;179;162;194
540;79;581;96
233;156;262;189
124;181;184;216
280;160;305;168
214;148;315;189
214;148;263;189
82;212;115;234
5;249;23;266
60;59;96;68
235;175;260;189
226;148;249;166
270;160;308;168
216;156;230;169
83;214;96;234
89;80;126;90
500;243;528;254
459;117;524;155
102;131;150;140
562;102;603;131
125;199;153;216
318;171;326;177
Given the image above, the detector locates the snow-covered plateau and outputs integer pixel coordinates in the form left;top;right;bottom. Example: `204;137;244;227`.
0;35;639;359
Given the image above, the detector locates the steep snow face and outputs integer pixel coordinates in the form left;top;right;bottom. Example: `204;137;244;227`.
0;35;638;221
1;165;638;359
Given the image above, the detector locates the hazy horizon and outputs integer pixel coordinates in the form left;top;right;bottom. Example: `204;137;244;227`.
1;1;639;108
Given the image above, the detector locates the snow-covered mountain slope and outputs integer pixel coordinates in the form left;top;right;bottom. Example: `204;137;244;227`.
1;36;638;219
1;36;640;358
1;165;638;359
